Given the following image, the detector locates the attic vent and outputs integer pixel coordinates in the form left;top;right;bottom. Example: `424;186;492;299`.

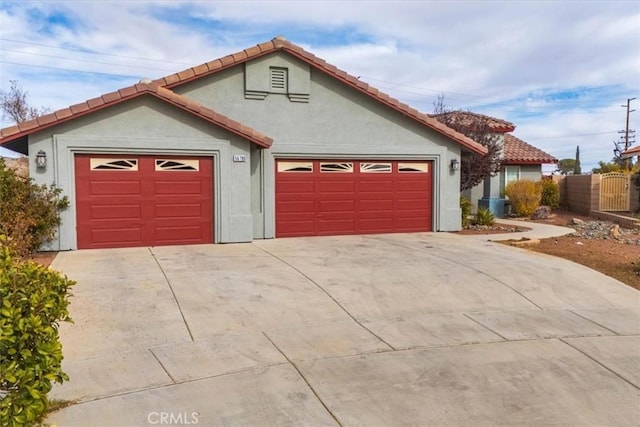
270;67;287;92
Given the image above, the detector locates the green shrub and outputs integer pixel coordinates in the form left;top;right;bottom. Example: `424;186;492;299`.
505;179;542;217
0;158;68;258
0;237;74;426
539;179;560;209
460;196;472;228
474;207;495;226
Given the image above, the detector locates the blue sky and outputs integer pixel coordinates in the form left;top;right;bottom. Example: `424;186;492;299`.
1;0;639;171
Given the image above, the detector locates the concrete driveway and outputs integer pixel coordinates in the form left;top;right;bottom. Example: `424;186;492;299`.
47;232;640;426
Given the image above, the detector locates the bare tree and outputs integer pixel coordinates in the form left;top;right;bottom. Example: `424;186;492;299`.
0;80;50;124
432;95;503;191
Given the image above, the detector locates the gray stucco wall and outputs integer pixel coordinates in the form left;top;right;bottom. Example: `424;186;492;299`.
28;97;254;250
25;50;469;250
175;52;463;234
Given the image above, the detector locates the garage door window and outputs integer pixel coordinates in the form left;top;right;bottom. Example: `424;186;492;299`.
90;158;138;171
360;163;391;173
155;159;199;171
320;162;354;173
398;163;429;173
277;161;313;172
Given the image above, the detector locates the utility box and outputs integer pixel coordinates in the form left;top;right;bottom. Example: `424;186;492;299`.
478;197;506;218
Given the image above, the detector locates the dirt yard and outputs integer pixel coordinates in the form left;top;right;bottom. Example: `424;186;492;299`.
527;211;640;290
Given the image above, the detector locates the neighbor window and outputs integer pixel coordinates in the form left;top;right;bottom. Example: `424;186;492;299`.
502;166;521;194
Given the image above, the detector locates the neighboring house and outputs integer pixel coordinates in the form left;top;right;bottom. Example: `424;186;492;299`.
0;36;486;250
621;144;640;160
433;111;556;215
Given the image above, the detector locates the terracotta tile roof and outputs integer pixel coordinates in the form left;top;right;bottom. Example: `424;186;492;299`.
0;83;272;148
154;36;487;156
621;144;640;158
503;134;557;164
431;111;515;133
0;36;484;155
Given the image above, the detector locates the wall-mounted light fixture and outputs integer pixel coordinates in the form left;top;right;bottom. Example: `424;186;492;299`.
450;158;459;171
36;150;47;169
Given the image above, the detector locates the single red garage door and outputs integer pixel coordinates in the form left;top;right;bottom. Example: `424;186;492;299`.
276;160;432;237
75;154;213;249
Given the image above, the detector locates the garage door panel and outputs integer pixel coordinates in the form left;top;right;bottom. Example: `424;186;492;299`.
277;181;315;193
154;203;203;218
318;200;355;212
396;218;430;230
90;228;143;246
317;192;357;201
395;208;431;217
358;200;394;211
317;180;355;192
357;209;393;218
359;180;394;192
396;180;427;191
76;155;213;249
277;219;315;236
276;159;432;237
359;218;394;232
357;192;394;201
278;200;315;213
90;181;142;196
397;199;431;210
318;218;356;234
154;181;202;195
90;205;142;220
154;226;205;243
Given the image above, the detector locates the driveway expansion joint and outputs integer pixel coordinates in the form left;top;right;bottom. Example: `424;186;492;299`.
254;243;396;351
148;247;194;342
368;235;545;310
568;309;622;335
262;331;343;427
148;348;177;384
559;338;640;391
463;313;509;341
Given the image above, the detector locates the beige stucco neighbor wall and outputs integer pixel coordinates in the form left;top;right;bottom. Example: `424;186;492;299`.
553;174;600;215
630;175;639;213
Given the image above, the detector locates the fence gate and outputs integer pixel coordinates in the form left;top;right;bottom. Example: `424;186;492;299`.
599;173;630;211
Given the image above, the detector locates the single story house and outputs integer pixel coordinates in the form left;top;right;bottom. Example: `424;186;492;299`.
432;111;557;215
0;36;487;250
621;144;640;160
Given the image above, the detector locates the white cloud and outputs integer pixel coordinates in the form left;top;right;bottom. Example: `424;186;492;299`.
1;0;638;169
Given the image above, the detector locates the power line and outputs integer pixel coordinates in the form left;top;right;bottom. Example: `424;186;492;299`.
524;130;619;140
0;61;142;79
3;38;632;113
1;48;176;72
360;75;633;109
0;38;194;66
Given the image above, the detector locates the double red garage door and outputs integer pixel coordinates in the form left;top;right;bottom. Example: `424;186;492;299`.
75;154;213;249
276;160;433;237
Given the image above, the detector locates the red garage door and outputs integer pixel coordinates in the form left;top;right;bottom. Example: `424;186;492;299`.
75;154;213;249
276;160;432;237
